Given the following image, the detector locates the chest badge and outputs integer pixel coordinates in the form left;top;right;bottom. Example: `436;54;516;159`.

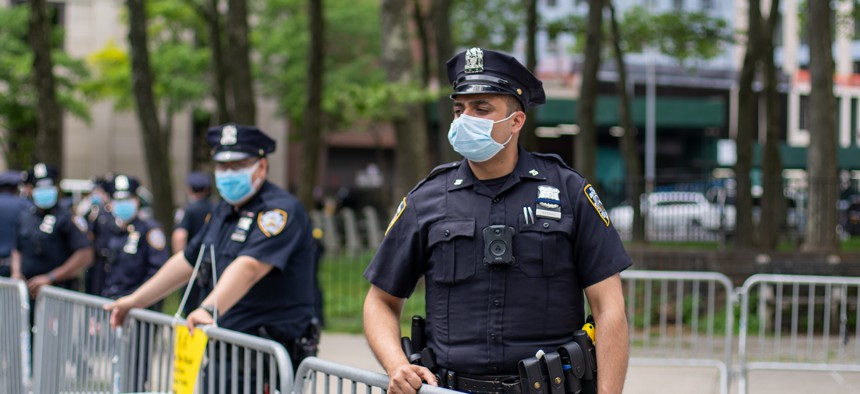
258;209;288;237
39;215;56;234
232;213;255;242
584;184;611;227
535;185;562;220
124;231;140;254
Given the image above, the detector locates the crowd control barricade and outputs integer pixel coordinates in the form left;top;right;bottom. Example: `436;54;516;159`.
737;274;860;394
33;285;121;394
0;277;30;394
621;270;734;394
292;357;456;394
120;308;295;394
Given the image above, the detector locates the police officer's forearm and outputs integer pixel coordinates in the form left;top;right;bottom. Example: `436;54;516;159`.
593;307;629;394
127;252;193;308
198;256;272;315
48;248;94;282
10;250;22;278
171;229;188;254
363;286;410;375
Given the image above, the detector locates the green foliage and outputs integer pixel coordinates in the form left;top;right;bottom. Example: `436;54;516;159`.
451;0;525;51
83;0;209;116
0;6;89;168
255;0;386;129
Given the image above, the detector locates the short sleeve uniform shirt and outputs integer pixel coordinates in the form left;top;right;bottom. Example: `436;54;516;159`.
185;181;316;338
365;147;632;375
17;204;92;283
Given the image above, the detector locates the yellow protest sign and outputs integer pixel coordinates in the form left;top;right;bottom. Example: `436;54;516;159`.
172;326;208;394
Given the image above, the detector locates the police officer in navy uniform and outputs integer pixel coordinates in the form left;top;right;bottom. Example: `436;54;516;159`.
10;163;93;298
105;124;319;374
100;175;170;299
172;171;213;316
0;170;29;277
363;48;632;394
82;175;115;295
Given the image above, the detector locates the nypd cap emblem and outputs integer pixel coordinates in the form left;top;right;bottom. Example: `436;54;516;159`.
221;124;238;146
584;184;610;227
465;47;484;74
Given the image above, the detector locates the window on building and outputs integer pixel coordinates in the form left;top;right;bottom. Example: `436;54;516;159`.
701;0;714;10
673;0;684;11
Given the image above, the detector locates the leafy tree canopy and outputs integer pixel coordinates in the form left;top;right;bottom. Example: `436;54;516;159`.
451;0;525;52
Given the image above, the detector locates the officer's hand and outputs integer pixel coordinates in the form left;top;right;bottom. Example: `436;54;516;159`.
186;308;214;333
387;364;437;394
26;275;52;298
11;272;25;282
103;296;137;328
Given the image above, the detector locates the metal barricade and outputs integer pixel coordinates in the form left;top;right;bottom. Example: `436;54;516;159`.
292;357;455;394
33;285;294;394
33;286;122;394
738;274;860;394
621;270;735;394
0;277;30;394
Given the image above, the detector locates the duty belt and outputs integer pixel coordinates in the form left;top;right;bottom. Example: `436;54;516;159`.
437;368;522;394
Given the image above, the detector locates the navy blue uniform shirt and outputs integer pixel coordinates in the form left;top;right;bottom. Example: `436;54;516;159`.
364;147;632;375
0;193;29;258
86;205;115;295
184;181;316;338
102;217;169;299
176;198;213;241
17;204;92;284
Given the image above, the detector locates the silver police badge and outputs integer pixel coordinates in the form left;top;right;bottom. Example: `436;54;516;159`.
584;184;611;227
465;48;484;73
221;125;238;146
535;185;562;220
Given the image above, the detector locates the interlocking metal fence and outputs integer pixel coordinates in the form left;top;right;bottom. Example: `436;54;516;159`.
738;274;860;394
32;285;293;394
292;357;455;394
0;277;30;394
621;270;734;394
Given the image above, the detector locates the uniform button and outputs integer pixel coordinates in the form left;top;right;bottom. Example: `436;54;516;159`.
444;230;450;236
543;222;550;228
492;198;500;203
493;299;501;307
490;333;496;340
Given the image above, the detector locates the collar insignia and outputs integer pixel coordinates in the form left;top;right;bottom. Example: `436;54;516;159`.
529;169;539;176
454;179;463;186
465;48;484;74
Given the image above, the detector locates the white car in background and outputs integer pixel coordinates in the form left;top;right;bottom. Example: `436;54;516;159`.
609;191;736;240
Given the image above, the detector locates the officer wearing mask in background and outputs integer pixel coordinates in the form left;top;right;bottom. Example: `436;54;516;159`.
105;124;319;374
11;163;93;298
0;170;29;277
363;48;632;394
172;171;213;317
82;175;115;296
100;175;169;300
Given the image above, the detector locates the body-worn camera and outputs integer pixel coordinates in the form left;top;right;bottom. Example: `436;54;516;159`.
482;225;516;266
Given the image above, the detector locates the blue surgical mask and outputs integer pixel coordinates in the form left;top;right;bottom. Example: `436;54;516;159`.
112;199;138;222
448;113;515;162
90;194;102;206
32;186;58;209
215;161;261;205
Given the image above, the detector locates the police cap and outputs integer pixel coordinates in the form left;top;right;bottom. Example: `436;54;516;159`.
106;174;141;200
26;163;59;187
206;123;276;162
186;171;210;192
0;170;24;187
447;47;546;110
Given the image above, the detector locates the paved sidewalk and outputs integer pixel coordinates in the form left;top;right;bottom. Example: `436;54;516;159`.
318;332;860;394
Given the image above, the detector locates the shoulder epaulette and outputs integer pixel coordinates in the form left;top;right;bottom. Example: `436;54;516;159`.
409;161;461;194
530;152;573;171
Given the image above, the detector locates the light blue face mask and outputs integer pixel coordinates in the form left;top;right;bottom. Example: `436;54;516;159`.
32;186;58;209
215;161;260;204
112;199;138;222
448;113;515;162
90;194;102;206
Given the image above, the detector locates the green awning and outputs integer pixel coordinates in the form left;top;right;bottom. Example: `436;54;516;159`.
536;96;725;128
752;144;860;169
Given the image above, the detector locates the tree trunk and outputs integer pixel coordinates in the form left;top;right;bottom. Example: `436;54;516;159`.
733;0;760;249
803;0;839;252
381;0;429;203
412;0;430;86
608;3;645;244
127;0;175;229
522;0;538;152
226;0;256;124
431;0;457;163
575;0;603;182
298;0;325;211
759;0;784;250
206;0;231;125
29;0;63;172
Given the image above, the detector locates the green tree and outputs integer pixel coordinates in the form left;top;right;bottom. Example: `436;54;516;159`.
576;0;604;183
0;6;89;170
29;0;63;171
298;0;325;210
450;0;524;51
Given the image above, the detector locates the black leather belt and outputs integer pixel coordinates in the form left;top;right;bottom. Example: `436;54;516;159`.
438;368;522;394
